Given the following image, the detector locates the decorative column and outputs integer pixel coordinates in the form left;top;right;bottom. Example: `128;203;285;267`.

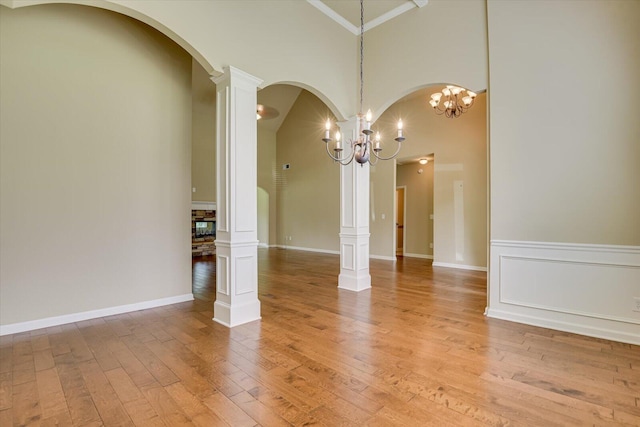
212;66;263;327
337;118;371;291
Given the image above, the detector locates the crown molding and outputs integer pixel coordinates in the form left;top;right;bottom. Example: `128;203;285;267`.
307;0;428;35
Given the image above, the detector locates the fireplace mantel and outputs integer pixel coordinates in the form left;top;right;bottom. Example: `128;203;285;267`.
192;201;216;211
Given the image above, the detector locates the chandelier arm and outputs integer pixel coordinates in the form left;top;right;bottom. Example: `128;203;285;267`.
324;140;356;165
371;141;403;161
367;153;379;166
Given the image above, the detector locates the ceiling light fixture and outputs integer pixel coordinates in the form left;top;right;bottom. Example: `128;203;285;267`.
322;0;405;166
419;158;428;165
256;104;279;121
429;85;476;118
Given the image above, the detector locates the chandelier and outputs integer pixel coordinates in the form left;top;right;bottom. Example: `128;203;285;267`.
322;0;405;166
429;85;477;118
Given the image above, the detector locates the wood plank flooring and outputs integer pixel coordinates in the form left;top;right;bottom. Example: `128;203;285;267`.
1;248;638;426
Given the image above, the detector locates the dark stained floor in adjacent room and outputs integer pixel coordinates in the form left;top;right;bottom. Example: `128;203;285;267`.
1;248;638;426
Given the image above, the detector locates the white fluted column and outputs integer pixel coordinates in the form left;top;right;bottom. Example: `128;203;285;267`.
212;66;262;327
337;118;371;291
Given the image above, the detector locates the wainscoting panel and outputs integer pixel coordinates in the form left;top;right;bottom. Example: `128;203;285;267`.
487;240;640;345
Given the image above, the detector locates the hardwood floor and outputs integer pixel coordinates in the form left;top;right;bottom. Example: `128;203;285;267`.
1;248;638;426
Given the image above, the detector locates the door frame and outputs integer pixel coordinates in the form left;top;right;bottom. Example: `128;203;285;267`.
395;185;407;257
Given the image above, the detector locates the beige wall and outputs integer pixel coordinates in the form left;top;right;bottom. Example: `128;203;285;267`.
364;0;488;114
4;0;488;120
258;127;278;246
371;92;487;267
397;162;434;258
488;0;640;245
191;58;216;202
99;0;357;118
0;5;193;325
276;90;340;251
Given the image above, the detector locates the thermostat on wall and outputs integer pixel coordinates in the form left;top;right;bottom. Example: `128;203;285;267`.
282;163;291;170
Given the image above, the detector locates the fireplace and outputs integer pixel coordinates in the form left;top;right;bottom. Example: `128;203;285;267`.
192;209;216;256
195;221;215;238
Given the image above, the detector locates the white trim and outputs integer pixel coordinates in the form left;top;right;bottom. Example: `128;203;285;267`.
488;240;640;345
306;0;359;34
486;308;640;346
404;253;434;260
306;0;428;35
273;246;397;261
192;201;216;211
370;254;397;261
0;294;194;336
491;239;640;254
433;261;487;272
274;245;340;255
258;242;269;249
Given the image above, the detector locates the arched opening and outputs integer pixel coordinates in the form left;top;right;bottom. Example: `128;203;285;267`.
372;84;488;278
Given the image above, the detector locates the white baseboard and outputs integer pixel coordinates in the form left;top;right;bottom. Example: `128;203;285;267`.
404;253;434;260
0;293;194;336
370;254;397;261
273;245;340;255
258;243;269;249
274;246;398;262
488;240;640;345
432;261;487;272
486;307;640;346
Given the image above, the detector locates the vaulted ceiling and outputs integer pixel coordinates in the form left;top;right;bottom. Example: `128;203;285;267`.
308;0;428;34
257;0;430;132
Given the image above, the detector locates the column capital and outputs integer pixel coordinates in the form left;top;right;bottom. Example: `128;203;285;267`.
211;66;263;88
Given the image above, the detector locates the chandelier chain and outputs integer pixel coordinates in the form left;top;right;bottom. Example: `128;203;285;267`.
321;0;405;166
359;0;364;114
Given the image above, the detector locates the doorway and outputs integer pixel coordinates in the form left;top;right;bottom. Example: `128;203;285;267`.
396;186;406;257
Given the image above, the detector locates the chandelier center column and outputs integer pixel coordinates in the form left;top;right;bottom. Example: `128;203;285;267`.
212;66;263;327
338;118;371;292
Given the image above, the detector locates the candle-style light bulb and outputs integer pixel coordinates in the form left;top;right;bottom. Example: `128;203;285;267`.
324;119;331;140
375;132;381;150
397;119;403;138
335;131;341;142
365;109;372;130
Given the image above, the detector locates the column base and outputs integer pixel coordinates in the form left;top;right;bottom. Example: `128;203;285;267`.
338;273;371;292
213;299;261;327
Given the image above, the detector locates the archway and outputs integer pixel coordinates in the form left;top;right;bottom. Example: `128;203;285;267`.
373;85;488;273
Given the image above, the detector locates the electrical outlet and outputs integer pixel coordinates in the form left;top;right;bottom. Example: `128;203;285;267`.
634;297;640;312
429;243;433;249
